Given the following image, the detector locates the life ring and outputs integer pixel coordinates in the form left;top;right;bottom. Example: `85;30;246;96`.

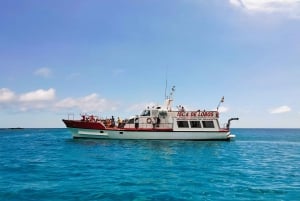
147;118;152;124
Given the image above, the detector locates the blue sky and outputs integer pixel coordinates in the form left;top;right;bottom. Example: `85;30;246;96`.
1;0;300;128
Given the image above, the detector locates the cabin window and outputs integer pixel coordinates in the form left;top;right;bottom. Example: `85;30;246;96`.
190;121;202;128
177;121;189;128
141;110;150;116
202;121;215;128
159;111;167;118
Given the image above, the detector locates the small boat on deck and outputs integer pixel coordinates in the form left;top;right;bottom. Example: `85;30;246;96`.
62;87;238;140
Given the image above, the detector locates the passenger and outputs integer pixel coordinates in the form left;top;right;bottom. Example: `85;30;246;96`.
111;116;115;127
106;119;111;127
135;118;139;129
156;116;160;127
117;117;122;127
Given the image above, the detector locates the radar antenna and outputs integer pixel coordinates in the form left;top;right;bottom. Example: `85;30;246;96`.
165;86;175;111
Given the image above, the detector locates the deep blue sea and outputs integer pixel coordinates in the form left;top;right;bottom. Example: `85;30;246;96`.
0;128;299;201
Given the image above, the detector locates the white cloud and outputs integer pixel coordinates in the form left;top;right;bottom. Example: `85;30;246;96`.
55;93;118;113
19;102;50;112
19;88;56;102
230;0;243;7
229;0;300;18
0;88;56;111
218;106;229;113
55;98;77;109
0;88;15;103
126;102;156;113
34;67;52;78
270;105;291;114
0;88;120;113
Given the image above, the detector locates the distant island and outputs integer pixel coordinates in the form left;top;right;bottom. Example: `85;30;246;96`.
8;127;24;130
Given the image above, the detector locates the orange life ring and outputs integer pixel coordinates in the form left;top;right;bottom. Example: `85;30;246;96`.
147;118;152;124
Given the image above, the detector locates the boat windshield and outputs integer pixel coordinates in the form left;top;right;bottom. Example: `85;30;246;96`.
141;110;150;116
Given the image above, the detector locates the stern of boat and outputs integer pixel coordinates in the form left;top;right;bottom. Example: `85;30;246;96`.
224;117;239;140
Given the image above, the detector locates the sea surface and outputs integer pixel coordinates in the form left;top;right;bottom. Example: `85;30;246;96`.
0;128;299;201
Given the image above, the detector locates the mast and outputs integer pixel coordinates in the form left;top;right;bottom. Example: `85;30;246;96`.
164;68;168;99
165;86;175;111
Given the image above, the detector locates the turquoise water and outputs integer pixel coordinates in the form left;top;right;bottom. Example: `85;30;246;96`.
0;128;299;201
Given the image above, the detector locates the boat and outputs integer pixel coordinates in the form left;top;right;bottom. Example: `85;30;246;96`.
62;87;238;140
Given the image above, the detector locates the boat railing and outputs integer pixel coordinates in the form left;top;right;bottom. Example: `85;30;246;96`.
154;123;173;129
67;113;75;120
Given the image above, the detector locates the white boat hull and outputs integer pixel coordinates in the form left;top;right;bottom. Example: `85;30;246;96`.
68;128;234;141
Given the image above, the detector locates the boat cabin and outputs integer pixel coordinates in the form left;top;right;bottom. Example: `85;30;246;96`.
123;105;221;131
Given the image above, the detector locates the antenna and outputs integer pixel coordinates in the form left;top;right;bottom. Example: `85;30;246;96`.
164;68;168;99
